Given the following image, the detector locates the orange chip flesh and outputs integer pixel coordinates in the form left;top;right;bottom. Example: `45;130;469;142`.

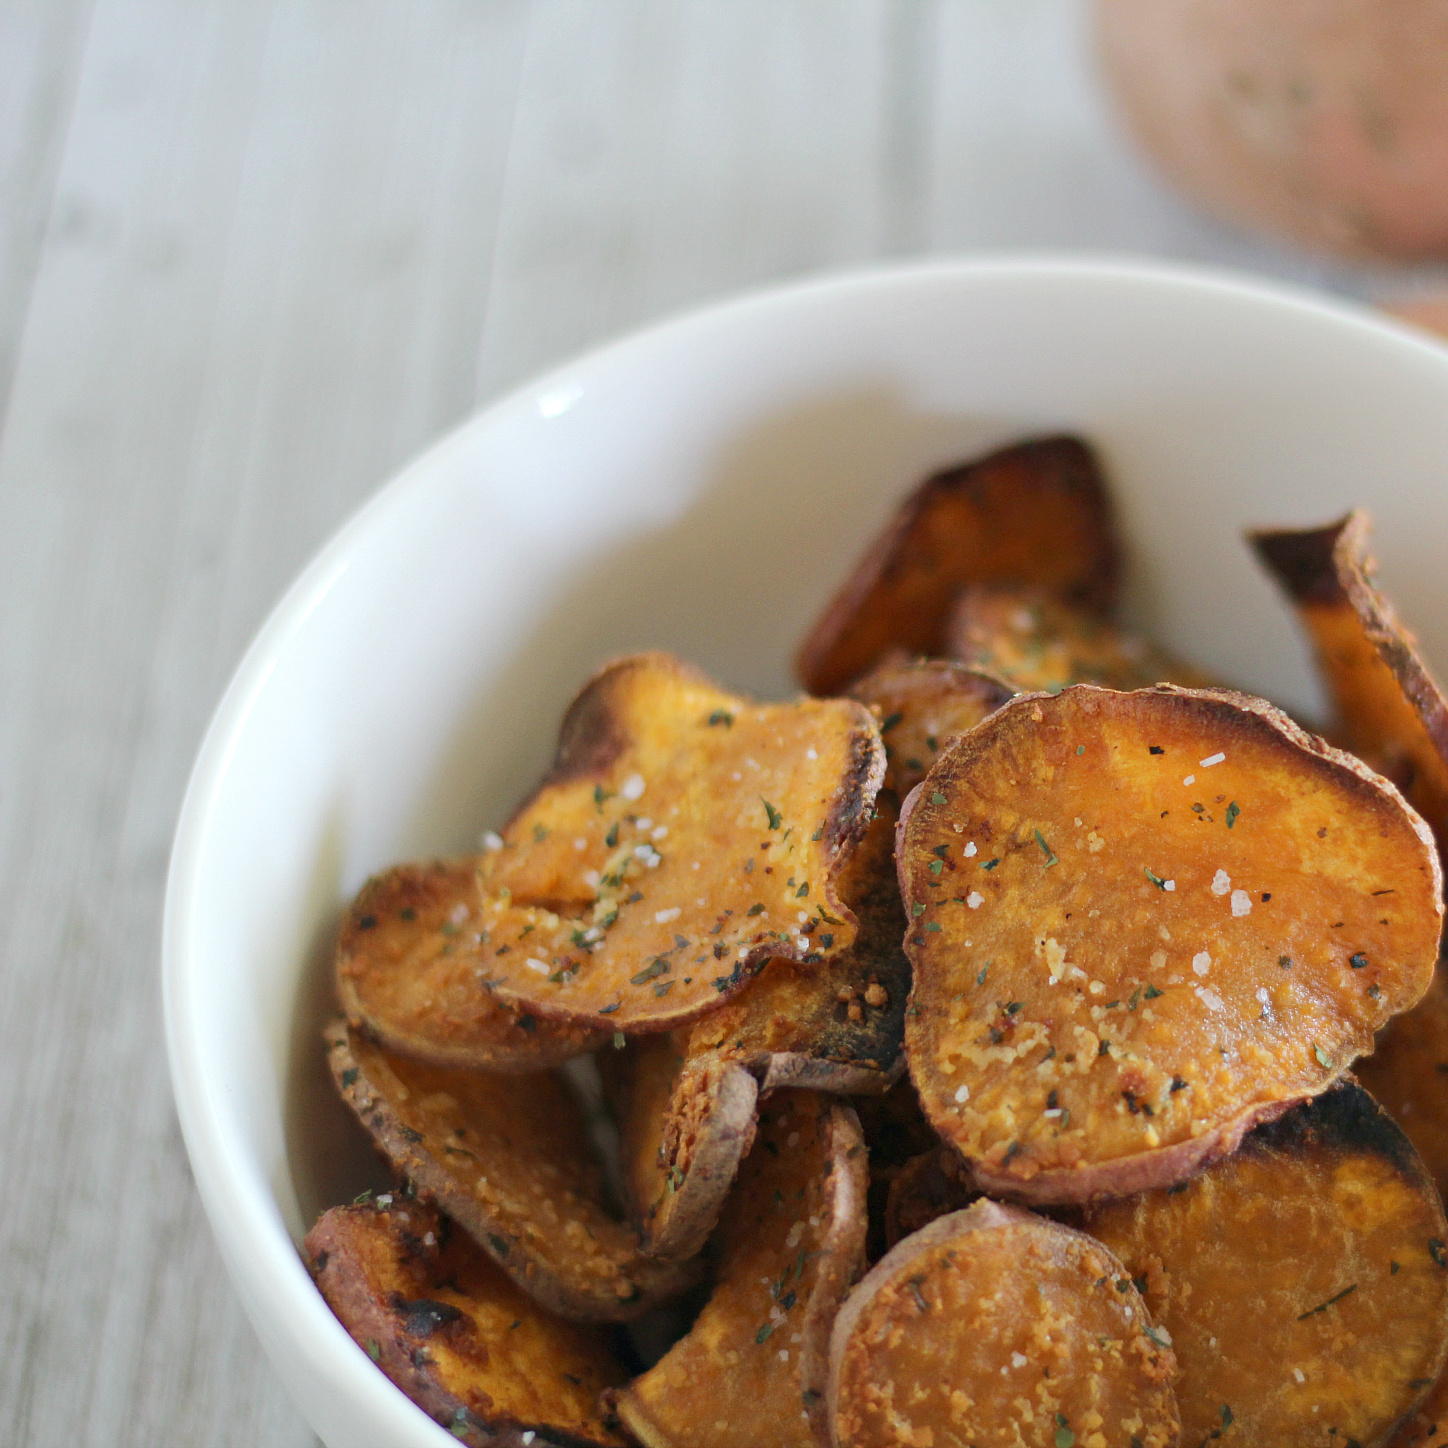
337;859;605;1070
1356;968;1448;1204
1252;511;1448;862
796;435;1120;696
477;653;882;1033
1085;1082;1448;1448
681;794;911;1094
327;1022;694;1321
1389;1367;1448;1447
899;685;1443;1204
827;1200;1180;1448
881;1148;977;1252
305;1199;627;1447
612;1095;868;1448
611;802;908;1261
848;657;1016;799
948;584;1217;694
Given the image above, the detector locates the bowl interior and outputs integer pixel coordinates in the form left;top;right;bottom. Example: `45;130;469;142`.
165;257;1448;1447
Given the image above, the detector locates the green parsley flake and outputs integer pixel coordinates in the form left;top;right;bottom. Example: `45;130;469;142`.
931;791;948;806
1034;829;1058;867
708;709;733;727
1144;868;1166;889
762;798;783;830
1314;1045;1332;1069
1225;800;1240;829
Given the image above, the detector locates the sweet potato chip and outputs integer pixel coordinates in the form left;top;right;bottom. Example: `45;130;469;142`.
607;1033;759;1264
476;652;882;1033
1390;1369;1448;1447
1356;967;1448;1203
948;583;1216;694
1252;511;1448;859
796;435;1119;696
848;657;1015;798
306;1197;627;1446
828;1200;1180;1448
610;802;908;1260
1085;1082;1448;1448
337;859;605;1070
327;1021;694;1320
611;1094;868;1448
900;684;1443;1204
680;794;910;1094
881;1148;976;1251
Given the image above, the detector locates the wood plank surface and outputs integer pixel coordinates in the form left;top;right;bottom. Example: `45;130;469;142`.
0;3;1431;1445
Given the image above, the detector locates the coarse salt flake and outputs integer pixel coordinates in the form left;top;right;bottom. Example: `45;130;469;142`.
573;836;587;851
1211;869;1232;896
1163;879;1176;891
654;907;681;924
1195;985;1226;1011
1256;987;1269;1004
583;869;600;888
1182;775;1195;787
806;748;817;760
967;892;984;909
482;831;504;851
636;817;653;830
1231;889;1252;917
1150;950;1167;970
621;773;646;800
1294;1369;1305;1384
1192;951;1211;976
1011;1352;1027;1368
653;825;668;840
1200;752;1226;767
526;958;551;975
965;842;977;857
778;1349;790;1363
954;1084;970;1103
449;903;468;925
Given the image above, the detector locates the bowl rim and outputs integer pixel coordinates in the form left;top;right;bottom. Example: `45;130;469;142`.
161;250;1448;1443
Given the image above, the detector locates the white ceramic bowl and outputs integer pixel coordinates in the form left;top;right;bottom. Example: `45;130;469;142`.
164;256;1448;1447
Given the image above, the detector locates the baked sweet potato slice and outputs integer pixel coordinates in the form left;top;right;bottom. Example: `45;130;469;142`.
606;1033;760;1265
948;584;1216;694
327;1021;694;1321
828;1199;1180;1448
337;859;605;1070
881;1147;976;1251
1390;1369;1448;1447
797;435;1120;696
1085;1082;1448;1448
611;1094;868;1448
306;1197;627;1447
681;793;911;1095
1356;968;1448;1203
848;657;1015;798
1252;511;1448;858
899;684;1443;1204
611;802;908;1260
477;652;882;1033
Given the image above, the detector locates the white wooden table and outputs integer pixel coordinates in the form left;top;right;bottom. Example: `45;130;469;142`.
0;3;1437;1443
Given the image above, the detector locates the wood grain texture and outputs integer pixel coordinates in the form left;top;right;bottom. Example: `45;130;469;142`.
0;3;1427;1445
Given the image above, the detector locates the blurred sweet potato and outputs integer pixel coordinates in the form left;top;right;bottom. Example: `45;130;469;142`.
1252;511;1448;858
797;436;1119;696
848;656;1015;798
948;583;1215;694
